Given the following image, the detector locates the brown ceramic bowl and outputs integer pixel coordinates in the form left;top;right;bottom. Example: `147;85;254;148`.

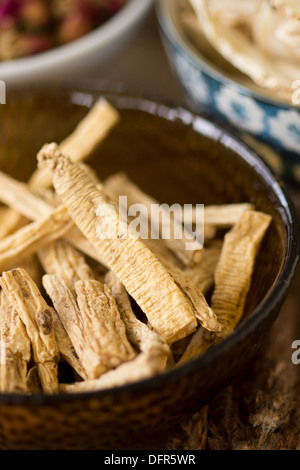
0;81;298;450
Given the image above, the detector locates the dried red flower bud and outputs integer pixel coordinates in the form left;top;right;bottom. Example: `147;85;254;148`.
56;11;93;44
13;33;53;58
0;0;21;22
19;0;50;31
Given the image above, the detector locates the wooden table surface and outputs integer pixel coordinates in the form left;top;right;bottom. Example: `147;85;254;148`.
88;6;300;450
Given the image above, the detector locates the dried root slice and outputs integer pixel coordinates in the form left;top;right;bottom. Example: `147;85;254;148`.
38;239;96;294
42;275;135;379
179;210;272;364
0;170;108;270
0;268;59;393
36;188;61;207
42;275;103;379
0;99;119;240
0;171;52;221
33;246;89;379
189;0;300;100
212;209;272;338
75;279;136;368
253;1;300;63
38;145;198;345
0;291;31;393
60;346;169;394
104;172;203;267
0;206;73;273
0;172;54;221
29;99;120;190
51;308;88;380
0;207;28;240
162;258;221;333
178;328;215;364
142;239;221;332
184;240;223;294
105;271;171;356
185;203;254;229
26;366;42;394
64;226;108;268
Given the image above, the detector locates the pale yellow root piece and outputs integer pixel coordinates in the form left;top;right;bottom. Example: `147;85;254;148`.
0;291;31;393
38;239;96;294
0;170;218;332
29;99;120;190
38;144;198;345
60;345;169;394
75;279;136;368
26;366;42;394
0;205;73;273
142;238;221;333
211;209;272;338
104;172;203;267
60;350;167;393
64;226;109;267
35;188;61;207
59;351;162;393
50;307;88;380
0;99;120;238
0;170;108;269
42;275;135;378
105;270;171;356
42;274;107;379
189;0;298;100
0;256;42;393
0;268;60;393
17;255;43;289
0;172;52;220
184;240;223;294
178;328;214;364
195;203;254;228
162;258;220;332
0;207;28;240
179;210;272;364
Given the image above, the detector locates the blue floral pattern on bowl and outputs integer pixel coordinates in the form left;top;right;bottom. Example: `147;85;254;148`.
160;27;300;183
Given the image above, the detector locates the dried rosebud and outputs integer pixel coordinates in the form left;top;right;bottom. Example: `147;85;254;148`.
51;0;80;20
13;33;53;58
56;11;93;44
0;0;21;22
0;27;19;61
19;0;50;31
0;0;129;60
0;14;17;31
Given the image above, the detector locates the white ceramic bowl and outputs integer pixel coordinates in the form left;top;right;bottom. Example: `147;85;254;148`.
0;0;153;87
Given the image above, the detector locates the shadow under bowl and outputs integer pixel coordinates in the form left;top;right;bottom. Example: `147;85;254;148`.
0;81;298;450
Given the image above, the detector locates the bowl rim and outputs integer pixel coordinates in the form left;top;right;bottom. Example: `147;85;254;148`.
0;79;299;405
0;0;153;81
156;0;298;110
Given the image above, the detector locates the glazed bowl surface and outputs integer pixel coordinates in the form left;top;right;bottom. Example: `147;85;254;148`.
0;81;298;450
156;0;300;184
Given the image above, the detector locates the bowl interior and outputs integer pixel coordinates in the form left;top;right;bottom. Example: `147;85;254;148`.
0;85;289;333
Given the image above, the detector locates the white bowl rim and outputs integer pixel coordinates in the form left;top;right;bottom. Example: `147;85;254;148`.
0;0;153;80
156;0;299;109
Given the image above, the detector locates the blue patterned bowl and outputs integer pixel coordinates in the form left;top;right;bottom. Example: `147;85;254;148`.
156;0;300;183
